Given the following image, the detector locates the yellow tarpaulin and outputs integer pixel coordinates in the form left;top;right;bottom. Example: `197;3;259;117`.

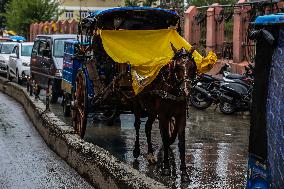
100;29;217;94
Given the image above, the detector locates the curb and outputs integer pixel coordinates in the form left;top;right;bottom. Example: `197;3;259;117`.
0;77;167;189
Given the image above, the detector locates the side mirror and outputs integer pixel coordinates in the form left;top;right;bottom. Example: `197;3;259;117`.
42;49;51;57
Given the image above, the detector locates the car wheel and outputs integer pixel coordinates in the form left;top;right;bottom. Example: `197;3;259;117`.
16;70;22;85
50;83;59;104
6;67;12;81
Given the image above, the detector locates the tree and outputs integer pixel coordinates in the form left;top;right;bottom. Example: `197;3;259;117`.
143;0;158;6
125;0;141;6
0;0;10;28
3;0;61;36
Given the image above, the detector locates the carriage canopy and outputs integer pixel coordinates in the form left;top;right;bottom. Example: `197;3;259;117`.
100;29;217;94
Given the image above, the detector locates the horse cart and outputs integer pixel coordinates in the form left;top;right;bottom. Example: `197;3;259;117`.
61;7;216;181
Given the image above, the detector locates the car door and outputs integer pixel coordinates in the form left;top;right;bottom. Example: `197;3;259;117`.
9;45;19;76
30;39;41;82
39;39;53;88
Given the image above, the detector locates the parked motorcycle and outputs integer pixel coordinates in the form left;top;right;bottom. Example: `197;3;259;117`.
190;63;254;112
218;81;253;114
218;63;254;114
190;74;222;110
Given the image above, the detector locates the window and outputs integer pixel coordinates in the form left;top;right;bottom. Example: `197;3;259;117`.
12;46;19;56
54;39;74;58
21;45;33;57
80;11;88;18
65;11;74;19
0;44;16;54
32;40;40;56
38;41;50;56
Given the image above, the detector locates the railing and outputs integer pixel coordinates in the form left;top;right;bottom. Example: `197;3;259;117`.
184;0;284;63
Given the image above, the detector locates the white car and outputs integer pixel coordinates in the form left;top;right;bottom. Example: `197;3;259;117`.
0;42;18;76
7;42;34;84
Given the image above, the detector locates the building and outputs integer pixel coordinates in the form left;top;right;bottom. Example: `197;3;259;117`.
58;0;125;20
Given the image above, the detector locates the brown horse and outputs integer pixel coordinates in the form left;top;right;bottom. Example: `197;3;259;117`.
132;45;197;182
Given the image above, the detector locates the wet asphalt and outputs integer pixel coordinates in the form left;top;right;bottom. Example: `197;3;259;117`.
0;92;94;189
42;92;250;189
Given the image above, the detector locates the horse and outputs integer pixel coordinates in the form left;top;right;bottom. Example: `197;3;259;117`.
132;44;197;182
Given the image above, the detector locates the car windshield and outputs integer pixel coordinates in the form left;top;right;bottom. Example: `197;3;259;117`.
0;44;16;54
21;45;33;56
54;39;73;57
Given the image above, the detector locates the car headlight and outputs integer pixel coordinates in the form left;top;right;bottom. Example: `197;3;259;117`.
22;62;30;66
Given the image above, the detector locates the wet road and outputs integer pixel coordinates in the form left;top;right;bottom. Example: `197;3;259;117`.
0;92;94;189
44;93;250;189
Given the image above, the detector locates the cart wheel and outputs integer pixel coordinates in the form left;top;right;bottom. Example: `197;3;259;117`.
169;117;177;145
72;70;88;138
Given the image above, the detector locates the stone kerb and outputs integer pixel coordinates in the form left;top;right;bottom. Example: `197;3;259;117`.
0;77;167;189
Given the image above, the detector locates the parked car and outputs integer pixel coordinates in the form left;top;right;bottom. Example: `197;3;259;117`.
0;42;18;77
30;34;77;103
7;42;34;84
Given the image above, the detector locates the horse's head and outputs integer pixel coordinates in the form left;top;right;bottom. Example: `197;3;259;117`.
171;44;197;96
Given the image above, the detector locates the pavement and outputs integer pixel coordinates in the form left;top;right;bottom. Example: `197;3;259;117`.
0;91;94;189
45;94;250;189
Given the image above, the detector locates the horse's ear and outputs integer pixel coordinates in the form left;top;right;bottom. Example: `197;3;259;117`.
170;43;178;54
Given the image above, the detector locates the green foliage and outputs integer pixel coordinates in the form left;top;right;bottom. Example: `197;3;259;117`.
0;0;10;28
124;0;140;6
143;0;158;6
3;0;61;36
124;0;158;7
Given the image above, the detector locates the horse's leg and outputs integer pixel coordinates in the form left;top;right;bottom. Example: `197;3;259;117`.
159;115;170;175
145;114;156;164
176;114;190;182
133;105;141;159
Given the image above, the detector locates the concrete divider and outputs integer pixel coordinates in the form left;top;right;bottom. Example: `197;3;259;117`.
0;77;166;189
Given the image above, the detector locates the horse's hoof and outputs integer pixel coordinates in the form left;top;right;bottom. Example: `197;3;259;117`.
162;167;171;176
133;148;140;159
146;153;157;164
181;172;190;183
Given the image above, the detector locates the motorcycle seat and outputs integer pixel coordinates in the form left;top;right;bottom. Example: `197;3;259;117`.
201;74;223;82
225;73;246;80
221;82;249;95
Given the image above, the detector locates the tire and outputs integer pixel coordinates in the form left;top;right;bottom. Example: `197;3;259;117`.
6;67;12;81
190;90;213;110
16;70;22;85
72;70;88;138
63;95;71;117
219;102;235;115
50;82;59;104
64;104;71;117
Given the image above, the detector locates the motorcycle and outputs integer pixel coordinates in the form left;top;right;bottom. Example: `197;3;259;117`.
218;80;253;114
190;63;254;112
190;73;222;110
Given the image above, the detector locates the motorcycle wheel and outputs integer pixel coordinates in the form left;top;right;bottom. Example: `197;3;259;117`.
190;90;213;110
219;102;235;115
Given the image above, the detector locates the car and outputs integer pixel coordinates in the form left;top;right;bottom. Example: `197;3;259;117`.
7;42;34;84
30;34;77;103
0;42;18;77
